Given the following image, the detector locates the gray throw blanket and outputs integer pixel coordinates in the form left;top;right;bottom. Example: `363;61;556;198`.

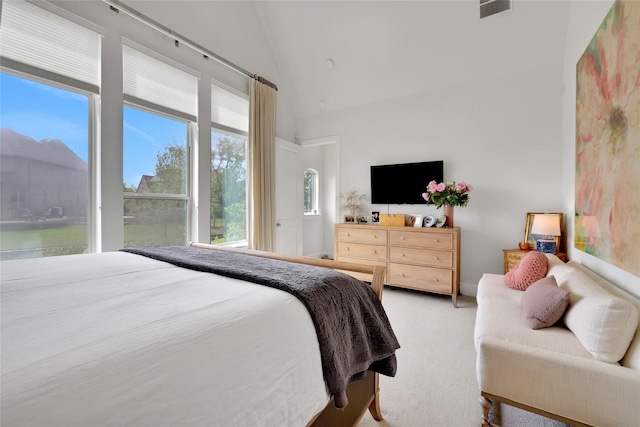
121;246;399;408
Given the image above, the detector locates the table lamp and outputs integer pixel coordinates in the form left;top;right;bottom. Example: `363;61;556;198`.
531;214;561;253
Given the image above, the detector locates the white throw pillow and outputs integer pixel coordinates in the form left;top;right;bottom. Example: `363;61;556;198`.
544;254;575;281
558;269;639;363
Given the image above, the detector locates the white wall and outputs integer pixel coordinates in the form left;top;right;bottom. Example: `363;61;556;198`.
562;0;639;298
322;142;339;255
301;137;340;258
297;58;566;295
298;0;640;298
302;145;325;257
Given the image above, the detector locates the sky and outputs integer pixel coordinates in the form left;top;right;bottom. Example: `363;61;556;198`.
0;72;186;188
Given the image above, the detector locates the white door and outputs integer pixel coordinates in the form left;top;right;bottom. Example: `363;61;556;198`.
275;138;302;255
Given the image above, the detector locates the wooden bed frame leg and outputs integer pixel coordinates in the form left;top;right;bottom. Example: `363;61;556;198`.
367;372;383;421
480;395;493;426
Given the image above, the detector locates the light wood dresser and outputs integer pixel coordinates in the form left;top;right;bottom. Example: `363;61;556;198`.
334;223;461;307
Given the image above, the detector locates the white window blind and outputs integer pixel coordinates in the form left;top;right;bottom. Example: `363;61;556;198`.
211;83;249;133
123;43;199;120
0;0;101;91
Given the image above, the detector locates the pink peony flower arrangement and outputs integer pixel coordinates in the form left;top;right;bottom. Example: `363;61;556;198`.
422;181;473;208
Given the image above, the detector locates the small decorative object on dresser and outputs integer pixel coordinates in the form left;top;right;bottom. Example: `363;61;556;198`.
421;180;473;228
502;248;567;274
339;189;367;221
423;215;436;227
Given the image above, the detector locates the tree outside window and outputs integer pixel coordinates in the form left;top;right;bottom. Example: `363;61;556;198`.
211;130;247;244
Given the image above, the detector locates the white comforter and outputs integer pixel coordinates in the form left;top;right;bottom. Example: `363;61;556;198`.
1;251;329;426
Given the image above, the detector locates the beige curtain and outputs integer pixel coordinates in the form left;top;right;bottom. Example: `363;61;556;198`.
248;77;276;251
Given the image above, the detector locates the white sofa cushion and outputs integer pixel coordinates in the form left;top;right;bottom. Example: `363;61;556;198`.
558;269;639;363
544;254;575;280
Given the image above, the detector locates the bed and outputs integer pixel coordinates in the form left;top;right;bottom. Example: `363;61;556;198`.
0;243;399;426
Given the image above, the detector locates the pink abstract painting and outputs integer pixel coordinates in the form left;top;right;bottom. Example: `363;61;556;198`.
575;0;640;277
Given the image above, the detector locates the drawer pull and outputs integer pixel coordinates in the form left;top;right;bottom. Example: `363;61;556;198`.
346;247;350;251
400;253;406;257
346;233;350;237
372;250;377;254
432;277;439;282
400;236;405;240
433;239;439;242
433;256;439;260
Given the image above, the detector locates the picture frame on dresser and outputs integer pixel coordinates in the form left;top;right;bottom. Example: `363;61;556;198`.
523;212;563;252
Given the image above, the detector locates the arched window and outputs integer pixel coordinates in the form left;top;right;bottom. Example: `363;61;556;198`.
304;168;319;215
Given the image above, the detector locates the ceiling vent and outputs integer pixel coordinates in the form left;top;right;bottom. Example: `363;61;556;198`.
480;0;512;19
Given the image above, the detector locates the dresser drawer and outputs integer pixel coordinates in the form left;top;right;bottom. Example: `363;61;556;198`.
335;255;386;268
388;263;453;293
336;227;387;245
389;247;453;268
336;242;387;261
389;230;453;250
506;251;525;264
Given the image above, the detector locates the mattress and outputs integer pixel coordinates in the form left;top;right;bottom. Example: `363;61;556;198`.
1;251;329;426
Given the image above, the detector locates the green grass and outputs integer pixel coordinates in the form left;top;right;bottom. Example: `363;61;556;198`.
1;223;188;259
1;219;232;259
0;225;87;251
123;223;186;248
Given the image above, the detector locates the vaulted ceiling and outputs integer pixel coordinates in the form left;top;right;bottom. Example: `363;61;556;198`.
124;1;572;120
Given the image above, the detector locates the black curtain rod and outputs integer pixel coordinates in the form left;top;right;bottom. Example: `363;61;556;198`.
105;0;278;91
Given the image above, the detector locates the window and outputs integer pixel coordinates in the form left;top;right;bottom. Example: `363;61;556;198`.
304;168;319;215
0;0;100;260
122;42;198;248
211;81;249;245
0;73;91;260
123;106;189;247
211;130;247;244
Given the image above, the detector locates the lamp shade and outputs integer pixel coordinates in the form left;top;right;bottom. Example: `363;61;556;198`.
531;214;561;237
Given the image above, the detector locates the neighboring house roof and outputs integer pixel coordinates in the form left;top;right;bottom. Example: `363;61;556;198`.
136;174;162;193
0;128;87;171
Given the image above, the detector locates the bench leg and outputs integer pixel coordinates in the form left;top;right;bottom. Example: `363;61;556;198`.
480;396;494;426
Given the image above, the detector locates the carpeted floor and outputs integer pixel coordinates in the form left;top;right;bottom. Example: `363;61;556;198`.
357;287;570;427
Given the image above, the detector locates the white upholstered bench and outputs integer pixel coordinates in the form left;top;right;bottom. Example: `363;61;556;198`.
474;255;640;426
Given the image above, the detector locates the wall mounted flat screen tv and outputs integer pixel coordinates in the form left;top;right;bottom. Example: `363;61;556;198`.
370;161;444;205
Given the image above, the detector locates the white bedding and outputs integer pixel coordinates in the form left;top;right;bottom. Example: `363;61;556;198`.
1;251;330;426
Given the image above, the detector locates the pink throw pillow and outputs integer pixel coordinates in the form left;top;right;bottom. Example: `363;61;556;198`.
504;251;548;291
521;276;570;329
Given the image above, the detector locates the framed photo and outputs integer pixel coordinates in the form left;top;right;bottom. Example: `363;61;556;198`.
344;215;355;223
524;212;563;252
412;215;423;228
423;215;436;227
357;215;368;224
371;211;380;223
